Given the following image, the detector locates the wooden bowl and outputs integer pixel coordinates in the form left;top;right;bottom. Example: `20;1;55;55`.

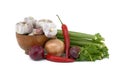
16;33;48;54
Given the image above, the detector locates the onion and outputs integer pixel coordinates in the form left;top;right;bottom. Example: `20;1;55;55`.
45;39;64;56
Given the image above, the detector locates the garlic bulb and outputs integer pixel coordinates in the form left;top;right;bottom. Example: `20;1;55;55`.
43;23;57;38
16;22;33;34
35;19;52;28
24;17;36;27
36;19;57;38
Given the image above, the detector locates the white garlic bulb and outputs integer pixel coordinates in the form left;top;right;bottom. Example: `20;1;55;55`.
16;22;33;34
36;19;57;38
24;16;36;27
43;23;57;38
35;19;52;28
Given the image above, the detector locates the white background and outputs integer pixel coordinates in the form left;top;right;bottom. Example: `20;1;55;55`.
0;0;120;80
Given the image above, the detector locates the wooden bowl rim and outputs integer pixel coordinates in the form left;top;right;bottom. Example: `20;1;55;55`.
16;33;46;37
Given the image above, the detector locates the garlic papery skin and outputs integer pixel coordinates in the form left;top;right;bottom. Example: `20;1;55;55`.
35;21;44;28
16;22;33;34
35;19;57;38
24;17;36;27
35;19;52;28
43;23;57;38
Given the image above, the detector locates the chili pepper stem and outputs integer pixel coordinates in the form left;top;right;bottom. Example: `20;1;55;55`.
56;15;63;24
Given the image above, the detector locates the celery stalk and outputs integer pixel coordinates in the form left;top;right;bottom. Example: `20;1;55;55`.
57;30;104;42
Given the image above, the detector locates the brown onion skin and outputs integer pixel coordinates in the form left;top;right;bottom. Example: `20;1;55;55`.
45;39;64;56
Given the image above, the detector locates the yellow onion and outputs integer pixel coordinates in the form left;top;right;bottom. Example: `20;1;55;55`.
45;39;64;56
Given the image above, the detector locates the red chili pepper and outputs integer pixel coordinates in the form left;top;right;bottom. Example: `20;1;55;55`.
46;54;74;62
56;15;70;58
